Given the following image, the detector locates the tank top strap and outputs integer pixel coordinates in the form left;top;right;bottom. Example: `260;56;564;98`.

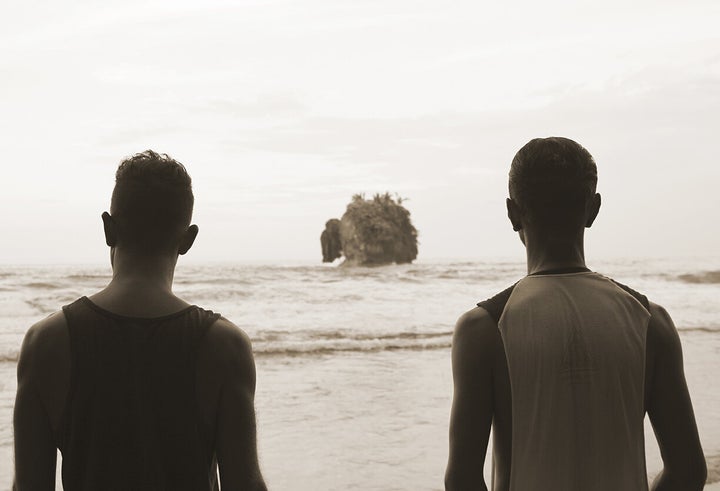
609;279;650;311
59;297;97;448
477;283;518;324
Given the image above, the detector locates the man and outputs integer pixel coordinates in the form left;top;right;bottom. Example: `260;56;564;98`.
445;137;706;490
14;151;267;490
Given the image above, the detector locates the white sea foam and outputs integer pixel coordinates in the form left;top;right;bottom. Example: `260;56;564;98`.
1;258;719;362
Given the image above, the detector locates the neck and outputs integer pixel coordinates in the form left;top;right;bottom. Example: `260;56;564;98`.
108;248;178;293
523;227;588;275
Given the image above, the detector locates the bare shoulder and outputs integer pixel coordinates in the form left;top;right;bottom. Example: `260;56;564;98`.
17;310;70;432
453;306;500;350
14;311;68;491
452;306;502;379
204;321;266;489
199;316;256;386
18;310;69;378
204;317;253;358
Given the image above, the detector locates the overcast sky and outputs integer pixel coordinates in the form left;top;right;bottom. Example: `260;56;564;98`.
1;0;718;264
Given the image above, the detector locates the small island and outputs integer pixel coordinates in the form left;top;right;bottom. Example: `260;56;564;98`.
321;193;418;266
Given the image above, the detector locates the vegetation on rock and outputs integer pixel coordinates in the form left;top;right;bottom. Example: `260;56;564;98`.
321;193;418;266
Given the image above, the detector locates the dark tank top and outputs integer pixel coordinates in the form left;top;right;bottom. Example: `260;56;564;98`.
59;297;221;491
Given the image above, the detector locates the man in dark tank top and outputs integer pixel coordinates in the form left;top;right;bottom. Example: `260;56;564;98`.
14;151;267;491
445;137;707;490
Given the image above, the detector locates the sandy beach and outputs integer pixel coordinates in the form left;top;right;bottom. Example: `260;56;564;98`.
706;456;720;488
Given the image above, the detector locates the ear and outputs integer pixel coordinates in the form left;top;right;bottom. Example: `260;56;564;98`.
101;212;118;247
585;193;601;228
178;224;199;255
506;198;523;232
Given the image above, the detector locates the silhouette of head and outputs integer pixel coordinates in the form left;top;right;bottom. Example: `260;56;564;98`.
105;150;197;256
507;137;600;235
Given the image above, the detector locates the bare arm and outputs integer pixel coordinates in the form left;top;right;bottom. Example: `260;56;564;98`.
646;302;706;490
208;319;267;491
14;315;67;491
445;308;499;491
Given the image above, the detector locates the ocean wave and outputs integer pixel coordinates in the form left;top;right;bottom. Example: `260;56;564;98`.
396;276;422;283
677;271;720;284
0;351;18;363
0;323;716;363
255;341;451;357
25;298;57;315
253;338;451;357
175;277;255;286
252;329;452;356
66;274;109;280
24;281;63;290
182;289;253;301
251;329;451;343
677;326;720;334
348;331;451;341
0;331;453;363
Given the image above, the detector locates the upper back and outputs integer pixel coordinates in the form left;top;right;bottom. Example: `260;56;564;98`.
59;297;221;491
484;271;652;491
501;272;650;379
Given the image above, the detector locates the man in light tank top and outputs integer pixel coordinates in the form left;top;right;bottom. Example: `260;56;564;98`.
445;137;706;490
14;151;267;490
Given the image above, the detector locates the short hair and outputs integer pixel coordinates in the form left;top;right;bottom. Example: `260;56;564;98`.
110;150;194;253
509;137;597;229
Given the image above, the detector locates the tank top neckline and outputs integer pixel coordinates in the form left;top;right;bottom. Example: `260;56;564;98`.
80;296;198;322
528;266;592;277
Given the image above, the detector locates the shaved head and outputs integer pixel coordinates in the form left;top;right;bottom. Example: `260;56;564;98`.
509;137;597;230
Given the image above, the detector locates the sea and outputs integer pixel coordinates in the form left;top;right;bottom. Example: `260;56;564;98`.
0;257;718;490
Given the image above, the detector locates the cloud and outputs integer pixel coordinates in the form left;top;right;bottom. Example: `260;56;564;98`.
200;94;308;119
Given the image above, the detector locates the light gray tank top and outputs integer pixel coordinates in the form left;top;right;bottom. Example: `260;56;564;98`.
498;271;651;490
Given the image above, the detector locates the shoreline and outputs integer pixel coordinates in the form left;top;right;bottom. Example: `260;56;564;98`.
706;454;720;486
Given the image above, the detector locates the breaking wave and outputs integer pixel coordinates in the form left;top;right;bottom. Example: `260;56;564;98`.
0;330;452;363
677;271;720;284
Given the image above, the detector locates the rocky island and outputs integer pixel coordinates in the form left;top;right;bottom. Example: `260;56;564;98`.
321;193;418;266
